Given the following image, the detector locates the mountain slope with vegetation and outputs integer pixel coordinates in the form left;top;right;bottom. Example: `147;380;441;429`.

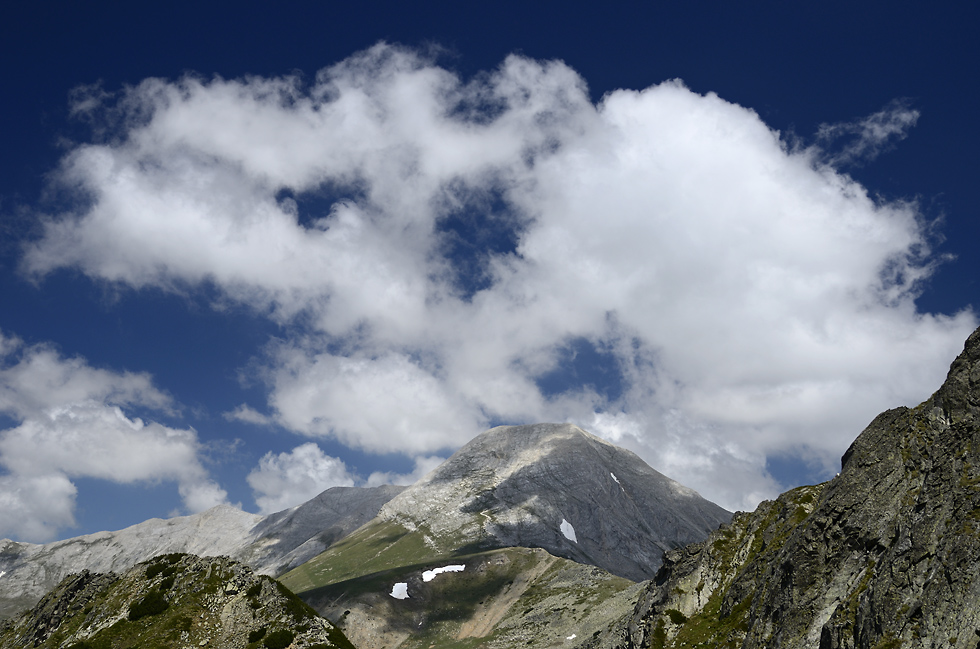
302;546;644;649
0;553;356;649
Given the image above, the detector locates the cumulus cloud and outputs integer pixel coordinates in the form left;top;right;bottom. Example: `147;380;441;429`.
22;44;976;511
0;332;172;419
0;333;227;541
0;473;77;543
247;442;355;514
268;347;482;454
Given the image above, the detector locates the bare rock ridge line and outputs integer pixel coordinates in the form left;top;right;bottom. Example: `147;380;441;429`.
0;484;404;619
624;325;980;649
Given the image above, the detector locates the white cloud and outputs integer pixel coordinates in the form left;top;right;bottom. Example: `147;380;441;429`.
815;99;920;166
223;403;272;426
247;442;356;514
366;455;447;488
0;473;77;542
21;44;977;511
0;331;173;419
0;333;227;541
268;348;482;454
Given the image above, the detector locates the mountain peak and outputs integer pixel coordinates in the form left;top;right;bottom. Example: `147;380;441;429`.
417;422;616;486
378;422;730;581
933;324;980;426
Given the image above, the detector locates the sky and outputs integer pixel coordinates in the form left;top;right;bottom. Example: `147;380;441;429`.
1;1;978;543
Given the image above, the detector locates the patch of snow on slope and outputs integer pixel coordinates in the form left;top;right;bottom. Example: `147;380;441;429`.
610;473;620;484
0;571;5;578
422;564;465;582
567;634;577;640
390;582;409;599
560;518;577;543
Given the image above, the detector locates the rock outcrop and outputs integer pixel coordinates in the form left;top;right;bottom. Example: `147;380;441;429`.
0;553;356;649
623;326;980;649
0;484;403;620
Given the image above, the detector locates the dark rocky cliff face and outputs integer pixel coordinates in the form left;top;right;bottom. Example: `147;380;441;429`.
623;326;980;649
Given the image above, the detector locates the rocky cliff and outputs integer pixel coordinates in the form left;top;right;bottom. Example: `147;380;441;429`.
622;326;980;649
0;484;403;620
0;553;356;649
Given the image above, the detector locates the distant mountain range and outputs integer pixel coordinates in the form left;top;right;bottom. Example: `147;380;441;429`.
4;325;980;649
0;421;730;639
0;484;404;619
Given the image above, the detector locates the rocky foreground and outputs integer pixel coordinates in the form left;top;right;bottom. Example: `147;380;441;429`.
621;326;980;648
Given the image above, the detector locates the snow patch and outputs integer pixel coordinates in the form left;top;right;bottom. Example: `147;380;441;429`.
0;571;5;579
567;634;577;640
610;472;620;484
422;564;465;582
560;518;577;543
390;582;409;599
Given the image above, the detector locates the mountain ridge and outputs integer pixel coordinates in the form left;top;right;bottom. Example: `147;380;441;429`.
0;484;404;620
278;423;733;648
620;325;980;649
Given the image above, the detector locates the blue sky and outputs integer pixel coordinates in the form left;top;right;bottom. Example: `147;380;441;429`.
1;1;978;542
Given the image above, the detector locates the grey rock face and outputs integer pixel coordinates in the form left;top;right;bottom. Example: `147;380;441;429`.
0;484;403;620
624;326;980;649
241;484;406;575
379;423;732;581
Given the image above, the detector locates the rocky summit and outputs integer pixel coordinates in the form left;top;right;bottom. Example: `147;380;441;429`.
0;553;355;649
622;326;980;649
